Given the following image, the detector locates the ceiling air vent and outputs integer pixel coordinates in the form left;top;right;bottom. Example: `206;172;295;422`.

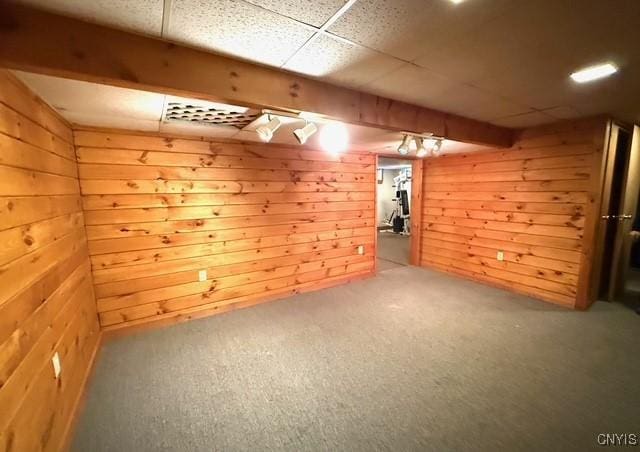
164;102;258;128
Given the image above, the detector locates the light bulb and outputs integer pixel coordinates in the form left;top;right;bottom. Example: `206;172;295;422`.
397;135;412;155
319;122;349;154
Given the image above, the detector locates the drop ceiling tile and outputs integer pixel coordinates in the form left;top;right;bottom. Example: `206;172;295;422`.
422;84;531;122
328;0;514;61
412;15;532;85
363;64;457;107
64;112;161;132
166;0;315;67
451;0;640;115
284;34;405;89
243;0;347;27
14;0;163;35
14;71;165;121
491;111;556;129
542;106;582;120
159;121;240;138
361;63;527;121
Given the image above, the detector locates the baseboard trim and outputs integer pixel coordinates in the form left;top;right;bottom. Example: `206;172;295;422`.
59;330;103;452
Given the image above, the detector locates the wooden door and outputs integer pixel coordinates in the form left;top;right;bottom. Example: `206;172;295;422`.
610;126;640;301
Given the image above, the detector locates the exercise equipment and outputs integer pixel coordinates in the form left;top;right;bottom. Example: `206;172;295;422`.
380;168;411;235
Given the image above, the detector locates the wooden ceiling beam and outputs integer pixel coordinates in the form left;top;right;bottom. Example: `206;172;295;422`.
0;4;513;147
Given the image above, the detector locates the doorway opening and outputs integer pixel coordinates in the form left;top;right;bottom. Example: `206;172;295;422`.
376;157;413;271
593;124;640;310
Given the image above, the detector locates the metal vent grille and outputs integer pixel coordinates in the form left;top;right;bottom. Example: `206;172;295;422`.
164;102;258;128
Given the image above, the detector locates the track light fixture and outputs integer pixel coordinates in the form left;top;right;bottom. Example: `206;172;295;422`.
256;115;282;142
397;133;444;157
397;135;412;155
432;139;443;156
415;138;428;158
250;110;348;152
293;122;318;145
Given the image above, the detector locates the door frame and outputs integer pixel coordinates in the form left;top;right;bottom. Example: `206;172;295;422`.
610;125;640;301
409;159;423;266
581;121;636;306
373;154;422;270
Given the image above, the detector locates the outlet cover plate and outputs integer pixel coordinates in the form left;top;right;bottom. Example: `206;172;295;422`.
198;270;207;282
52;352;61;379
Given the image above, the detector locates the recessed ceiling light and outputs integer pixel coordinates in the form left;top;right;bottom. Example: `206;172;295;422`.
319;122;349;154
449;0;465;3
570;63;618;83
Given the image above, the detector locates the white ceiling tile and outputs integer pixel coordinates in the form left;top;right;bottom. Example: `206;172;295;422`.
166;0;315;67
412;17;531;86
364;64;457;107
64;112;161;132
284;34;405;88
491;111;556;129
362;64;527;121
243;0;347;27
328;0;514;61
14;71;165;121
420;84;531;122
13;0;163;36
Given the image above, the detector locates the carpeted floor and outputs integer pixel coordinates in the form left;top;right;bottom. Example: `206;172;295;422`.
73;266;640;452
376;257;403;272
377;231;410;267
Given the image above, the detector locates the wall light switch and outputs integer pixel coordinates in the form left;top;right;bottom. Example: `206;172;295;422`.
357;245;364;255
198;270;207;282
52;352;61;379
496;250;504;261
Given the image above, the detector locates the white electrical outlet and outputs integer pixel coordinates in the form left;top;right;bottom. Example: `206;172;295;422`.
198;269;207;282
496;250;504;261
357;245;364;255
52;352;61;379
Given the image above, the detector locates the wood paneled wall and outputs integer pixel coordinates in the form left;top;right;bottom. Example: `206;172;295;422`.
419;118;607;308
75;130;376;330
0;71;100;451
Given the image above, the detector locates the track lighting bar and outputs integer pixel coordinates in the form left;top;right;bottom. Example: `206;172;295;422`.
397;132;444;158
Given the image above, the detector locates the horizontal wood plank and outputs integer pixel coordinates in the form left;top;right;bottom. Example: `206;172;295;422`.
419;119;606;308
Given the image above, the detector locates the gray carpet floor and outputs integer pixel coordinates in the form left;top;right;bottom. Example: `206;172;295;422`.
377;232;410;267
73;266;640;452
376;257;403;272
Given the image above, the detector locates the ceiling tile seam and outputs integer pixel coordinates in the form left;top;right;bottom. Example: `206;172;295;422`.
319;0;360;32
159;94;168;123
238;0;321;33
322;29;413;65
317;20;544;112
280;0;360;68
492;110;554;121
490;105;578;122
160;0;172;38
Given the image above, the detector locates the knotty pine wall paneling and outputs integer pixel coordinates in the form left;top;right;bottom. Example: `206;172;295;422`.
0;70;100;452
75;129;377;330
420;118;607;308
